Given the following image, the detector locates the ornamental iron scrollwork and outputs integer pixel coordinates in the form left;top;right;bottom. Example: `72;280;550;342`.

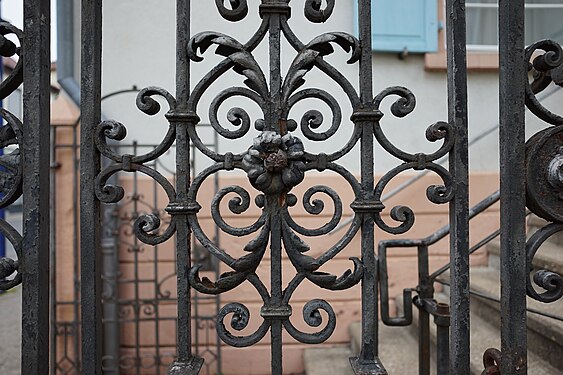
524;39;563;304
0;21;24;292
96;2;454;373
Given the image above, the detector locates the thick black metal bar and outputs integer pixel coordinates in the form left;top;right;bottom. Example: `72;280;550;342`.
350;1;386;374
499;0;528;373
80;0;103;372
21;0;50;373
167;0;202;373
269;199;284;375
445;1;470;373
213;130;222;375
266;4;284;374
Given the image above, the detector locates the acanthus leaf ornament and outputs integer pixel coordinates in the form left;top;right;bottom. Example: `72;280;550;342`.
188;32;269;99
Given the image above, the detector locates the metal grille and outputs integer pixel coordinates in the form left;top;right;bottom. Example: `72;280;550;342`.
51;101;222;374
0;0;562;374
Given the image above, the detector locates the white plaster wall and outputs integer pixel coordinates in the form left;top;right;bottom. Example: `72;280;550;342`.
94;0;561;175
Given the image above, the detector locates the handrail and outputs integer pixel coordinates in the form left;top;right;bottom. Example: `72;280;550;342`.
380;189;500;249
434;279;563;322
429;210;532;280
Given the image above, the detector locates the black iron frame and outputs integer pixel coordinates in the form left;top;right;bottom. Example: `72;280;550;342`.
0;0;562;374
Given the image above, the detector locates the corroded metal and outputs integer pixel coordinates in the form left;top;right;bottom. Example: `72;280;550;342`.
89;1;461;374
0;21;24;292
498;0;528;373
481;348;502;375
523;36;563;308
525;126;563;223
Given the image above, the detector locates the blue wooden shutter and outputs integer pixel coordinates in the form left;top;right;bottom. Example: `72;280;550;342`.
355;0;439;53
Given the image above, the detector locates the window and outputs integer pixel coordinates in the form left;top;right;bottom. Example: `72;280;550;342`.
354;0;440;53
467;1;563;51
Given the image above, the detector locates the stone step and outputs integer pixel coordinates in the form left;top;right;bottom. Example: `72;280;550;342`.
349;321;430;374
440;267;563;370
487;238;563;276
396;291;560;375
304;346;354;375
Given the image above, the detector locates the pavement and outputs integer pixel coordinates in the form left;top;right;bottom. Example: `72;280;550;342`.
0;286;22;374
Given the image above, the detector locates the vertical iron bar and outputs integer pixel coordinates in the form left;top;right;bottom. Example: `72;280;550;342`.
445;1;470;373
213;129;222;375
269;200;283;375
133;142;141;375
358;2;376;365
266;5;284;374
21;0;51;373
499;0;527;373
418;245;431;375
167;0;202;373
81;0;103;372
350;1;386;374
153;162;162;372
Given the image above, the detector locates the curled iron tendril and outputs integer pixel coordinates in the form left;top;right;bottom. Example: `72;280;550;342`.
371;87;454;234
96;87;177;165
211;185;267;236
304;0;335;23
215;0;248;22
283;299;336;344
0;108;23;209
209;87;264;140
481;348;502;375
374;162;453;235
285;88;342;144
133;212;177;246
216;302;270;347
0;219;23;290
525;39;563;125
0;22;23;100
526;223;563;303
285;186;343;236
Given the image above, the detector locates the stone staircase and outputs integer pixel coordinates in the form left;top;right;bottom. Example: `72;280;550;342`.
304;216;563;374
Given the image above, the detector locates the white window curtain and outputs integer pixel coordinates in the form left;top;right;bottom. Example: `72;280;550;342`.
467;0;497;47
466;0;563;49
525;0;563;44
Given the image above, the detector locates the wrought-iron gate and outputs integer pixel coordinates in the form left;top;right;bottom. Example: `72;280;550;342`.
1;0;563;374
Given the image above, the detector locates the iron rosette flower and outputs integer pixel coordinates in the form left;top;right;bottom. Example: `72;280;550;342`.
242;130;306;195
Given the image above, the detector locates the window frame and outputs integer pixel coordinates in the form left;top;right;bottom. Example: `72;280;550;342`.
465;1;563;52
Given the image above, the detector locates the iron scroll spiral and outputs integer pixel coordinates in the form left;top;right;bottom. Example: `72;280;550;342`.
524;39;563;304
96;1;456;362
0;22;25;291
